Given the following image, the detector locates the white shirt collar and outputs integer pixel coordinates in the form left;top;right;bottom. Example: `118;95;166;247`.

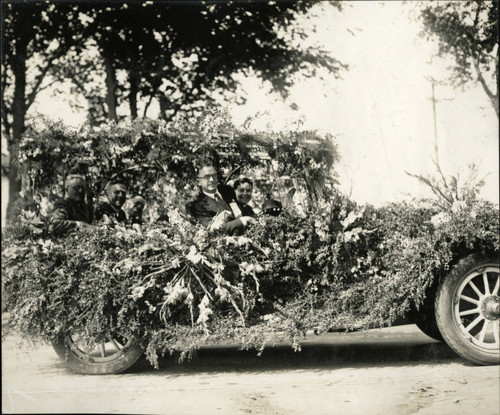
202;190;222;200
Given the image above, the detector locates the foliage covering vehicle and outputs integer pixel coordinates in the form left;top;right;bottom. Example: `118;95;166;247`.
2;115;499;373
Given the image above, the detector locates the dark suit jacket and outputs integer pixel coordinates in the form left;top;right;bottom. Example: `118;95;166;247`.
94;201;127;223
48;198;93;235
186;185;245;234
237;202;256;217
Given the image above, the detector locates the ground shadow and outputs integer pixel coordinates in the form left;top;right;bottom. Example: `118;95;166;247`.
127;332;461;375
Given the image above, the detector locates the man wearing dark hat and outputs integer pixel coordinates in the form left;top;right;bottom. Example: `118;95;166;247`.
186;162;255;234
261;199;282;217
94;182;127;224
48;174;93;235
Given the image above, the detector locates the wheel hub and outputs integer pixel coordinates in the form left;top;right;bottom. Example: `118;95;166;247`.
481;296;500;320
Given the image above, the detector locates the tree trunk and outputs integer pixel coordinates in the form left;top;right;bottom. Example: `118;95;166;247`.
103;50;118;122
159;95;169;120
6;37;27;219
129;67;139;119
473;58;499;118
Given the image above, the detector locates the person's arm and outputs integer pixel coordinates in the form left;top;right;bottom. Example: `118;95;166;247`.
48;203;78;235
187;201;244;234
93;203;107;222
216;215;255;235
220;218;245;235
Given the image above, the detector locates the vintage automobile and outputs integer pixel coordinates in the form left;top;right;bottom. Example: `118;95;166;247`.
48;237;499;375
3;119;498;375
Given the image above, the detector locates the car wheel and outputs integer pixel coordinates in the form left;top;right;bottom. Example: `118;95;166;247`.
435;254;499;365
52;332;144;375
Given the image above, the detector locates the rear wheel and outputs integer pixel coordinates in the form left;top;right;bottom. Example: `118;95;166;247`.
53;332;144;375
435;254;499;365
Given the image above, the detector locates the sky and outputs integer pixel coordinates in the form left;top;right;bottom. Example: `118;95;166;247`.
13;1;500;208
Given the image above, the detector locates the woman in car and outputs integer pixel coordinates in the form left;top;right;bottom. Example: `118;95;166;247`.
233;177;256;217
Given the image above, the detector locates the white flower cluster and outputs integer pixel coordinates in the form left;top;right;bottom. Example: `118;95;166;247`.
39;196;52;217
196;295;213;327
314;219;329;241
209;211;232;231
129;286;146;301
343;227;363;242
109;144;131;157
262;313;281;324
38;239;56;255
451;200;467;214
113;258;142;275
224;235;252;247
340;207;365;230
186;245;206;264
239;261;264;276
164;281;190;305
214;286;230;302
430;211;450;228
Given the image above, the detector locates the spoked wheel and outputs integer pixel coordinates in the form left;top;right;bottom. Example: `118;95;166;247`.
53;332;144;375
435;254;500;365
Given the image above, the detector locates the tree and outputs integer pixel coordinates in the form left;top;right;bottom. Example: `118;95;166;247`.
2;1;347;218
49;1;347;123
419;1;499;117
1;2;88;213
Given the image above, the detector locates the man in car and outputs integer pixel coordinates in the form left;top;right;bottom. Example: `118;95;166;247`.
126;195;146;225
94;181;127;224
186;161;255;234
48;174;93;235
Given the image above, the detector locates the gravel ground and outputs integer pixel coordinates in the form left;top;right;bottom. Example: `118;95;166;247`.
2;324;499;415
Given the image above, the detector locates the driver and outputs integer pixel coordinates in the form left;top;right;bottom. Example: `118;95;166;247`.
186;161;255;234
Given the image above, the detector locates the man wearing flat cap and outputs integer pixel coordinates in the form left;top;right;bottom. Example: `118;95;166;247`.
48;174;93;236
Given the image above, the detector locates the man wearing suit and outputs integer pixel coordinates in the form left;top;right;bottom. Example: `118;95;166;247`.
48;174;94;235
186;163;255;234
94;182;127;224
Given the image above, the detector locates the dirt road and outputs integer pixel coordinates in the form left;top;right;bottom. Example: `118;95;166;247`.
2;325;499;414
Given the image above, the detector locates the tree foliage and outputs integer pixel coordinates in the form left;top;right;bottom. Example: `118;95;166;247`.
2;0;347;128
1;1;89;207
419;0;499;116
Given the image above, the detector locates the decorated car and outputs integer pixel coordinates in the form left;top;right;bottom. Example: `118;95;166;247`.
2;115;498;374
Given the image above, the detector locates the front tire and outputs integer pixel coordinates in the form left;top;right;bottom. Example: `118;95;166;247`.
53;332;144;375
435;254;499;365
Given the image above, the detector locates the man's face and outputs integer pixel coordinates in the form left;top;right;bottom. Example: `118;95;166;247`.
107;184;127;208
235;182;253;205
198;166;218;193
130;201;144;217
67;182;86;202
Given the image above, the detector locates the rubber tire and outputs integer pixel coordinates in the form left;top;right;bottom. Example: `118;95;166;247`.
53;335;144;375
435;254;500;365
